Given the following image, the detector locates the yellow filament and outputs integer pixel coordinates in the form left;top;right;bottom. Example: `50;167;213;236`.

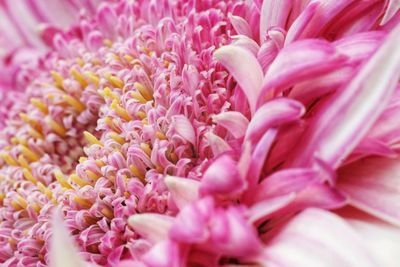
156;131;167;140
95;160;105;167
10;137;18;145
70;173;90;187
135;111;146;120
28;127;44;140
111;100;132;121
140;143;152;157
54;170;73;189
76;57;85;67
109;132;125;144
0;153;18;166
123;55;134;62
19;145;40;162
19;113;39;128
83;131;103;146
12;195;28;210
16;137;29;147
37;182;53;199
30;98;48;114
103;39;113;47
22;168;37;184
130;92;147;104
134;82;153;101
86;170;100;181
101;207;114;219
103;87;119;101
141;118;148;125
78;156;88;163
31;202;41;213
111;53;121;62
62;95;86;112
106;74;124;88
50;71;64;89
129;164;145;181
105;116;121;133
45;117;66;137
73;196;92;208
18;156;30;170
70;68;88;87
85;71;100;86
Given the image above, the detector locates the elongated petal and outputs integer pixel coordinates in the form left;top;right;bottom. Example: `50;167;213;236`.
260;0;292;41
258;39;346;105
246;98;304;144
50;210;88;267
128;214;174;243
291;24;400;168
229;14;253;38
165;176;200;210
338;156;400;226
214;45;263;114
205;131;233;156
381;0;400;25
262;208;379;267
213;111;249;139
171;115;196;145
232;35;260;57
142;240;183;267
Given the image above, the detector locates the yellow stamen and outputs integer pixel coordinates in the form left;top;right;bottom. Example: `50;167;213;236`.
83;131;103;146
70;173;90;187
85;71;100;86
73;196;92;208
101;207;114;219
10;137;18;145
91;58;102;65
111;100;132;121
76;57;85;67
103;87;120;101
30;98;48;114
134;82;153;101
50;71;64;89
19;113;39;128
109;132;125;144
18;155;30;170
103;39;113;47
28;128;44;140
105;74;124;88
22;168;37;184
37;182;53;199
45;117;67;137
12;195;28;210
54;169;73;189
141;118;148;125
123;55;134;62
62;95;86;112
86;170;100;181
105;116;121;133
31;202;41;213
19;145;40;162
111;53;121;62
0;153;18;166
135;111;146;120
140;143;152;157
130;91;147;104
78;156;88;163
156;131;167;140
129;164;145;181
16;137;29;147
70;68;88;87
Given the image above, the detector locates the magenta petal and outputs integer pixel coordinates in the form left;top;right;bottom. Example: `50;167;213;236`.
213;111;249;139
142;240;184;267
381;0;400;25
259;0;292;42
204;131;233;156
164;175;200;210
338;156;400;226
214;45;263;114
291;23;400;168
245;98;304;144
229;14;253;38
200;154;247;197
262;208;379;267
257;39;346;104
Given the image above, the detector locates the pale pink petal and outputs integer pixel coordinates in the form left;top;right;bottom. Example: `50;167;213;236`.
381;0;400;25
338;156;400;226
213;111;249;139
214;45;263;114
229;14;253;38
142;240;184;267
262;208;379;267
231;35;260;57
128;214;174;243
171;115;196;145
164;175;200;210
205;131;233;156
259;0;292;41
290;23;400;168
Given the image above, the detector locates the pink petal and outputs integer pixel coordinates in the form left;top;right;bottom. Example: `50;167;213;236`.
262;208;379;267
232;35;260;57
213;111;249;139
128;214;174;243
245;98;304;144
142;240;184;267
381;0;400;25
229;14;253;38
338;156;400;226
164;175;200;210
205;131;233;156
214;45;263;114
257;39;346;105
259;0;292;41
171;115;196;145
290;23;400;168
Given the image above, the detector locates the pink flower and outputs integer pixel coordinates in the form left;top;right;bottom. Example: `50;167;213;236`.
0;1;400;267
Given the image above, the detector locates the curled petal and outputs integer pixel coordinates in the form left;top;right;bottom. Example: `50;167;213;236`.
171;115;196;145
213;111;249;139
381;0;400;25
165;175;200;210
128;214;174;243
229;14;253;38
260;0;292;41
